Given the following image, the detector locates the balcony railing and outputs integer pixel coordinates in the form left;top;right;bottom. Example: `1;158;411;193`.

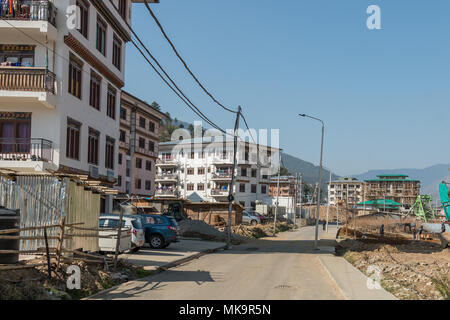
211;189;229;196
156;173;178;181
0;0;57;27
0;67;55;93
155;189;179;197
156;159;178;166
0;138;53;162
211;173;232;180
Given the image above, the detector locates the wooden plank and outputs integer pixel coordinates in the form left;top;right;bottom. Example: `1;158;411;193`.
0;263;48;271
0;222;83;235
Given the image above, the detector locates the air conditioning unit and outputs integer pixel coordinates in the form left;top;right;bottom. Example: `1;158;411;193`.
89;165;99;179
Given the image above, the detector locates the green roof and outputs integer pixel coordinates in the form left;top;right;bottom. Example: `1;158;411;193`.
377;174;409;177
365;179;419;182
357;199;402;207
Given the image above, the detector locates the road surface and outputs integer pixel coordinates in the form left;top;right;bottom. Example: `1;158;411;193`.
92;226;344;300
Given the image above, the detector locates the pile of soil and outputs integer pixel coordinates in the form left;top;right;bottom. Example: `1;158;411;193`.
336;239;450;300
178;220;248;244
0;256;152;300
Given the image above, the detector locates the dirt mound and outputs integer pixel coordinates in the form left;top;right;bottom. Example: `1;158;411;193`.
179;220;248;244
337;238;450;300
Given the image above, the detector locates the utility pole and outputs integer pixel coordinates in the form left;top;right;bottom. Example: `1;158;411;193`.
226;106;241;249
326;170;331;232
273;152;281;234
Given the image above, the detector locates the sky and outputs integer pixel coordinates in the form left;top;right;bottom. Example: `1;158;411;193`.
124;0;450;176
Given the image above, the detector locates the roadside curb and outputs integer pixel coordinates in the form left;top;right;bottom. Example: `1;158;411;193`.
317;255;350;300
84;244;227;300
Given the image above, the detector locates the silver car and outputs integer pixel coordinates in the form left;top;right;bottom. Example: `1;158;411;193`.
242;211;261;226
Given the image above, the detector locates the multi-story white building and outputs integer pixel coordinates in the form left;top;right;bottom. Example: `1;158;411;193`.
327;177;365;206
155;136;279;210
0;0;135;184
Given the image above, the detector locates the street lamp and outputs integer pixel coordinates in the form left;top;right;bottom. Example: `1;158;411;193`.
299;114;324;250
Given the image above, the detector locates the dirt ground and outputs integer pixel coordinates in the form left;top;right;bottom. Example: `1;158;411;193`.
336;238;450;300
0;256;153;300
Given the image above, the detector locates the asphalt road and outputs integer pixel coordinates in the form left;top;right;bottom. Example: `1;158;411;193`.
93;226;344;300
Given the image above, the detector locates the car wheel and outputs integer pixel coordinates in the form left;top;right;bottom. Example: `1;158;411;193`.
251;220;257;226
149;234;165;249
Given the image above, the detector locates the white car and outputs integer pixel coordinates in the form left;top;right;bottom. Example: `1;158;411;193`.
99;214;145;253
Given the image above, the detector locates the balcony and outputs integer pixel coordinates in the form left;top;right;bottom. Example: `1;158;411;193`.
155;189;179;198
156;159;179;167
211;189;229;197
155;173;178;182
0;1;58;40
0;67;56;108
135;146;158;158
0;138;56;172
211;156;233;165
211;173;232;181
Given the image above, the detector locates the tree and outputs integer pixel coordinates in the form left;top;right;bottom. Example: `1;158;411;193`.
150;101;161;111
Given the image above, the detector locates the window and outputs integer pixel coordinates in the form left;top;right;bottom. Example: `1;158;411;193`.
68;56;82;99
148;141;155;152
187;184;194;191
77;0;89;38
0;112;31;153
239;183;246;193
135;178;141;189
119;130;126;142
189;152;195;159
139;117;146;128
112;35;122;70
251;184;257;193
145;160;152;171
251;169;257;178
117;175;122;186
96;17;107;56
149;121;155;133
145;180;151;191
120;107;127;120
105;136;115;169
198;167;205;175
66;119;80;160
126;160;130;177
187;168;194;175
87;128;99;165
197;184;205;191
0;46;35;67
118;0;127;19
107;86;116;119
261;185;267;194
89;72;101;110
198;151;205;159
139;137;145;149
136;157;142;168
118;153;122;165
241;168;247;177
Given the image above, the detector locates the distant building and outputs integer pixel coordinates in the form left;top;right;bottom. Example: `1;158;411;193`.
116;91;166;197
363;174;420;208
155;136;279;210
327;177;364;206
269;176;300;214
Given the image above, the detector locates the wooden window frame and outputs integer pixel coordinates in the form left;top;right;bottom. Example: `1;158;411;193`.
112;35;122;71
105;136;115;169
107;86;116;119
89;71;101;110
66;118;81;160
68;56;82;99
77;0;89;39
87;127;99;165
96;16;107;56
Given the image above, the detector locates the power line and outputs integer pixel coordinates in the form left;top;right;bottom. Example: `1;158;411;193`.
239;112;257;145
143;0;238;114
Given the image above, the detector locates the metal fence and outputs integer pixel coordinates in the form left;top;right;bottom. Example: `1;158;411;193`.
0;175;67;251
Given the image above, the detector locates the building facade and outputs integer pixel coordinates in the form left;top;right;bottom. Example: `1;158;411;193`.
363;174;420;208
0;0;133;183
327;177;364;206
116;90;165;197
155;137;279;210
269;176;300;214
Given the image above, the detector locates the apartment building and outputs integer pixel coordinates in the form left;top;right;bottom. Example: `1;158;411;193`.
327;177;364;206
364;174;420;208
269;176;300;214
116;90;165;197
156;136;279;210
0;0;134;184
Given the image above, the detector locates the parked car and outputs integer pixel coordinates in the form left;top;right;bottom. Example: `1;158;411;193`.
252;212;268;224
242;211;261;226
137;214;180;249
99;214;145;253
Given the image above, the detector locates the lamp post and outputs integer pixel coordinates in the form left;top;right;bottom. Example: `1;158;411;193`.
299;114;324;250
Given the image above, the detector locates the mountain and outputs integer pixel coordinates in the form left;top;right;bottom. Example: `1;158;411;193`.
353;164;450;204
281;153;340;198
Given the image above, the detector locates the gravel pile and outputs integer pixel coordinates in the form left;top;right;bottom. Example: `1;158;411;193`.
178;220;248;244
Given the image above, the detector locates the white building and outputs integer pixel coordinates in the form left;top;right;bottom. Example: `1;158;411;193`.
155;136;280;210
327;177;365;206
0;0;135;184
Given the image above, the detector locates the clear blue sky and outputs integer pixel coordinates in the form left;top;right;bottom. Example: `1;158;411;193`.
124;0;450;176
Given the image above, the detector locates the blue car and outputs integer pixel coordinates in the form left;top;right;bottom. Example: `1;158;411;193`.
137;214;180;249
